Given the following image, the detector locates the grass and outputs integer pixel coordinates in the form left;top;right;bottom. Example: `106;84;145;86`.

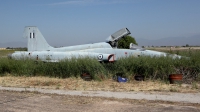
0;49;14;57
0;49;200;91
0;49;200;82
0;57;106;78
0;76;199;92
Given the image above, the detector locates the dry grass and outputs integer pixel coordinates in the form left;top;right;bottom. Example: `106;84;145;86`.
0;75;199;93
149;47;200;51
0;49;14;57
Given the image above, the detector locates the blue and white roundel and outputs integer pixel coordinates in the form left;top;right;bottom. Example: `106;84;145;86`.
98;54;103;60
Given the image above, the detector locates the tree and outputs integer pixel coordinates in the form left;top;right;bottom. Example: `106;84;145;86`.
117;35;138;49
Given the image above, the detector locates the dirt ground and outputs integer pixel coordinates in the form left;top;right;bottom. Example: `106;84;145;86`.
0;90;200;112
0;76;200;112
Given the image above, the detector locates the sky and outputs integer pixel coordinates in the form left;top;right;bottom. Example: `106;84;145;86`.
0;0;200;47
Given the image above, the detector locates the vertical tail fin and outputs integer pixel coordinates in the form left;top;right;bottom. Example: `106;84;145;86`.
23;26;53;51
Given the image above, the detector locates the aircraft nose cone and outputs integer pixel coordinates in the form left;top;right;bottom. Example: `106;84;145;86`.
7;54;12;59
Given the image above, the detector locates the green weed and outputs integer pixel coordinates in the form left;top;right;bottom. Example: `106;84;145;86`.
0;50;200;83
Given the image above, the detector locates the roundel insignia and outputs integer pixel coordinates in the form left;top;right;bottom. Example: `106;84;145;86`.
98;54;103;60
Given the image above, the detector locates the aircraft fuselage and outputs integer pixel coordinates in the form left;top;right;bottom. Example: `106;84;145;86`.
8;26;181;62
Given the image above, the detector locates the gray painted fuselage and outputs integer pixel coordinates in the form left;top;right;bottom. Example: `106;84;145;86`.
9;26;181;62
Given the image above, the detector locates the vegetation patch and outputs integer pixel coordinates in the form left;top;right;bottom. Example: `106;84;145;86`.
0;49;200;84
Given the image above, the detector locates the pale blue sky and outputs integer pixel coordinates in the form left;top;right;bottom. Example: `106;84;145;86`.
0;0;200;46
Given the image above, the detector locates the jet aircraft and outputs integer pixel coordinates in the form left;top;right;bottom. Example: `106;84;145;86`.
8;26;181;62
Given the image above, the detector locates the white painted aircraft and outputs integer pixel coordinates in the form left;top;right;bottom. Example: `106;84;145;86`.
8;26;181;62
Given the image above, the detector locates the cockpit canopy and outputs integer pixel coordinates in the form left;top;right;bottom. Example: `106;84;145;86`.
106;28;131;48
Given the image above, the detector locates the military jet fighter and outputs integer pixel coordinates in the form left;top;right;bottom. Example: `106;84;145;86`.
8;26;181;62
